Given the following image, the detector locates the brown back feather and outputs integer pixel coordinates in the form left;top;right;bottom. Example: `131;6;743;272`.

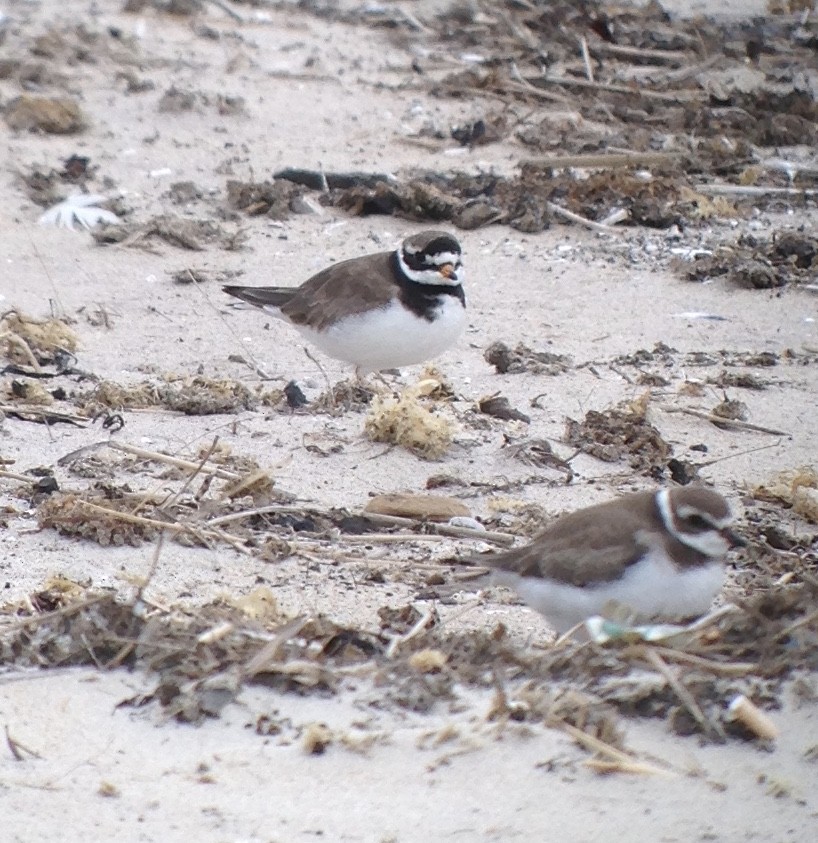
224;251;398;331
483;492;667;586
281;252;397;330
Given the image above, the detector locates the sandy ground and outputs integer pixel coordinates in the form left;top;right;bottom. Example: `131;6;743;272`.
2;670;816;842
1;0;817;840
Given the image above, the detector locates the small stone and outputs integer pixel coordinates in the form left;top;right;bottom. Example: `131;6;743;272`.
364;493;469;522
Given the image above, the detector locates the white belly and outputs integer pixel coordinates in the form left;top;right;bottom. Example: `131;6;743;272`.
292;296;466;372
493;549;725;634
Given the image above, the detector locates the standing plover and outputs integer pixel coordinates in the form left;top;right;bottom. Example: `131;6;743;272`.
223;230;466;375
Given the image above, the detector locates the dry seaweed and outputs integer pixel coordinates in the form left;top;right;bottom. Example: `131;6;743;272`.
754;467;818;524
38;491;168;547
501;437;574;480
308;378;375;414
565;401;671;474
1;555;816;738
485;341;572;376
4;94;86;133
364;378;456;459
322;168;688;232
91;214;241;251
708;371;770;391
225;178;306;219
78;376;258;415
1;310;79;370
0;591;382;723
711;397;750;423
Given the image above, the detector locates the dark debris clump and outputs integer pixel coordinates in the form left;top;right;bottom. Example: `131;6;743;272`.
78;376;258;415
679;231;818;288
38;490;167;547
225;179;306;220
564;405;671;474
485;341;572;376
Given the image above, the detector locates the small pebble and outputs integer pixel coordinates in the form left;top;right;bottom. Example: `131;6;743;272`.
448;516;484;531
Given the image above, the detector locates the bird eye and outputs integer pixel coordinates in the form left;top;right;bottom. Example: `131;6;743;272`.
684;514;710;530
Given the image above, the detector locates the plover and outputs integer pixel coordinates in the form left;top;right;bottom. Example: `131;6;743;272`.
223;230;466;375
479;487;744;634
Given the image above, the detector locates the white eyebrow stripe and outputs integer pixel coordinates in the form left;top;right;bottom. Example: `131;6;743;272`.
676;505;707;519
425;251;461;265
676;504;733;528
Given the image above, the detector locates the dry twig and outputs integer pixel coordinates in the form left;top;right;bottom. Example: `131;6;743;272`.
640;647;726;741
362;512;515;546
645;647;756;676
546;201;623;234
4;725;42;761
208;505;515;547
579;36;594;83
59;440;242;481
0;404;87;425
385;607;436;658
532;74;705;102
555;721;672;775
658;405;789;437
589;42;689;64
694;184;818;199
0;469;37;485
522;151;683;170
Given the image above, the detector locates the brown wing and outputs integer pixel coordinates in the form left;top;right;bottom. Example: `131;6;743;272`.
483;492;662;586
223;285;295;309
223;251;398;331
281;251;397;330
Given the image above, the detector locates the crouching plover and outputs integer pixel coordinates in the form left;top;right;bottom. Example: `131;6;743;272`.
480;487;744;635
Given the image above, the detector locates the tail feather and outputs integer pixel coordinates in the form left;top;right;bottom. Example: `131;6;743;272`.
223;285;294;309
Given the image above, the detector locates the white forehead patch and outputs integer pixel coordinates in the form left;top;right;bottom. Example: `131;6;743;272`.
425;251;461;266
